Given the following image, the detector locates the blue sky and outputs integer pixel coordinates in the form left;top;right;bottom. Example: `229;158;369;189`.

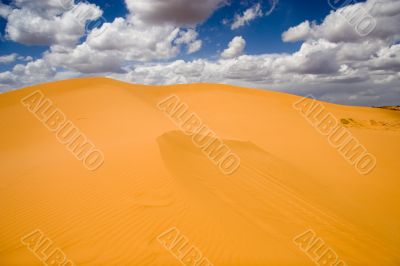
0;0;399;106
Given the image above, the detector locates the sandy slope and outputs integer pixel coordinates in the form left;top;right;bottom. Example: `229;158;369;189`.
0;77;399;265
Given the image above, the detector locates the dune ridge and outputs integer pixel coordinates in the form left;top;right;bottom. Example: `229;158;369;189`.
0;77;399;265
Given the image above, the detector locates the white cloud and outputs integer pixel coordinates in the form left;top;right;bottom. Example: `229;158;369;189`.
221;36;246;59
283;39;340;75
44;43;125;74
175;29;198;45
108;31;400;105
0;59;57;90
0;57;83;91
231;3;263;30
282;21;312;42
13;0;73;13
0;2;11;18
17;55;33;62
0;53;18;64
229;1;278;30
187;40;202;54
38;0;206;73
283;0;400;43
5;1;102;47
175;29;203;54
1;0;207;75
84;18;182;62
43;17;204;74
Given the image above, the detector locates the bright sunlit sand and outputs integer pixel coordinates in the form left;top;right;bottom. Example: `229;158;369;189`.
0;77;399;265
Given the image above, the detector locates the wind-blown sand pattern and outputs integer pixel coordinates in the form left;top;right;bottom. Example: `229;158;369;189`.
0;77;399;265
340;118;400;131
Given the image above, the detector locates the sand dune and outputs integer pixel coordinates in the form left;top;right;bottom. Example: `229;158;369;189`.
0;77;399;265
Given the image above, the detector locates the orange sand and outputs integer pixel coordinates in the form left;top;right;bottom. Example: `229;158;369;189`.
0;77;399;265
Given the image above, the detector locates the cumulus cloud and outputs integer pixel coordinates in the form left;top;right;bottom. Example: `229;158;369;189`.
0;59;56;90
17;55;33;62
363;44;400;71
83;18;182;62
12;0;73;15
0;2;11;18
109;44;400;106
282;21;313;42
125;0;227;26
42;18;204;73
231;3;263;30
110;40;356;86
221;36;246;59
44;43;125;74
0;53;18;64
108;20;400;104
283;40;340;75
175;29;203;54
175;29;198;45
187;40;202;54
282;0;400;43
5;0;102;46
1;0;203;75
36;0;206;73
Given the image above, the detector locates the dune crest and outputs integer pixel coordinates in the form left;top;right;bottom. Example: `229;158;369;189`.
0;78;399;265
